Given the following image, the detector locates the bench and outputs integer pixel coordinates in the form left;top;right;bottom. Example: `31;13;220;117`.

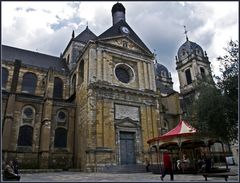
202;172;238;181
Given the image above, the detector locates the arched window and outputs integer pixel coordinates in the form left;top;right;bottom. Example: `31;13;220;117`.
53;77;63;98
72;74;76;94
54;128;67;148
78;60;84;85
17;125;33;146
185;69;192;85
200;67;205;78
2;67;8;89
21;72;37;94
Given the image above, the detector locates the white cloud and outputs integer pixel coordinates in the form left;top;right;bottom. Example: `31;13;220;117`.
1;1;238;92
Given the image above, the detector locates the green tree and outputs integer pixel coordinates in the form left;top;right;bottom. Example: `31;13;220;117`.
194;40;238;142
195;78;228;141
215;40;239;142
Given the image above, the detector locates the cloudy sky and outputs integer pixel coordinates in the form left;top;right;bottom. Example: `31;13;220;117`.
2;1;239;91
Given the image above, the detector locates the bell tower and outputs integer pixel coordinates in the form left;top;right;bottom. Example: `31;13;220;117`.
176;26;212;97
112;2;126;25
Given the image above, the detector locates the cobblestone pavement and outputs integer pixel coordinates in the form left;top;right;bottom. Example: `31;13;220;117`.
19;166;239;182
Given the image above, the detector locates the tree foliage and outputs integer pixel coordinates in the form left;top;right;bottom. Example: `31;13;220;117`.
194;40;239;142
195;78;229;142
215;40;239;142
216;40;238;101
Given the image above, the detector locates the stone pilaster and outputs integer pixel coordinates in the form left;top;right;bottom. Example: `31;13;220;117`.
89;48;97;83
2;95;15;150
147;63;153;90
96;49;103;81
3;59;21;152
103;51;107;82
137;62;144;90
39;97;53;168
39;119;51;168
143;63;149;89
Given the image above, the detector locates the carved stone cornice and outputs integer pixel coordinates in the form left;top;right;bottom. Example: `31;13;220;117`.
88;81;157;98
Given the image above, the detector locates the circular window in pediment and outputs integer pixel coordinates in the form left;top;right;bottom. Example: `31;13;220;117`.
115;64;134;84
57;111;66;122
24;107;33;118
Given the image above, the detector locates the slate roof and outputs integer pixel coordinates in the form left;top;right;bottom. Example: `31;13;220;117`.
74;26;97;44
97;20;152;55
156;80;176;95
177;39;204;61
155;62;171;78
2;45;69;72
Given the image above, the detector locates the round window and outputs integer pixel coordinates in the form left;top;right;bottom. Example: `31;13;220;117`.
24;108;33;118
115;64;134;84
58;111;66;121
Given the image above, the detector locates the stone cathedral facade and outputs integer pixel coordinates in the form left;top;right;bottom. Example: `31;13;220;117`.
2;3;215;171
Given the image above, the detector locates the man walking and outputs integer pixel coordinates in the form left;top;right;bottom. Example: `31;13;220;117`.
161;150;174;181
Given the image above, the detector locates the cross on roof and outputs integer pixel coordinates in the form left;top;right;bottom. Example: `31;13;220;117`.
184;25;189;41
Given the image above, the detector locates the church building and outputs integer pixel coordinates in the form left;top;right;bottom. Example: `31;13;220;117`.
2;3;218;171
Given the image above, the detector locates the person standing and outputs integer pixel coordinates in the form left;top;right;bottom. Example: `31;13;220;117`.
161;150;174;181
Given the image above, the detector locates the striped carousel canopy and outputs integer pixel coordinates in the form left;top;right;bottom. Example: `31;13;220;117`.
147;120;197;144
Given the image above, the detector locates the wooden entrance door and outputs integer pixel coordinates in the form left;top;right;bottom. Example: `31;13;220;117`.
120;132;136;164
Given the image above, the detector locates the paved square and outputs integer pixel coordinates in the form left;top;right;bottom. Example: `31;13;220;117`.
19;166;238;182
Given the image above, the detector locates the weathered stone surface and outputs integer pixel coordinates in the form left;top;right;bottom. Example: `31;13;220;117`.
1;8;181;172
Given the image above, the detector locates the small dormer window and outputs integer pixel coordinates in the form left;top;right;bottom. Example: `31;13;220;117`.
182;49;186;56
161;71;166;77
123;41;128;48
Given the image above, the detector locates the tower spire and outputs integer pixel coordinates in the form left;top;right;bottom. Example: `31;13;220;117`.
184;25;189;41
72;30;75;38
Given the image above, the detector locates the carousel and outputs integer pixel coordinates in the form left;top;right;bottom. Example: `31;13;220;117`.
147;120;229;174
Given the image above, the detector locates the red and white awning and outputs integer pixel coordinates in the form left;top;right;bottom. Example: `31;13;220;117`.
147;120;197;144
161;120;196;139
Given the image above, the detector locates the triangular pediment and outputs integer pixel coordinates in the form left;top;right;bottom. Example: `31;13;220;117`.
100;36;148;54
97;20;152;56
115;117;140;128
